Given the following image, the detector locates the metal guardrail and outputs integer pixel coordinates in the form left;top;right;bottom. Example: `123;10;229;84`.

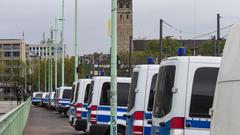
0;98;31;135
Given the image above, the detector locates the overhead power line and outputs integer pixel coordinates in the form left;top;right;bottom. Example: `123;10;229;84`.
190;24;233;39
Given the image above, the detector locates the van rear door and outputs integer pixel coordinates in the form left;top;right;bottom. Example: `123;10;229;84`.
184;63;219;135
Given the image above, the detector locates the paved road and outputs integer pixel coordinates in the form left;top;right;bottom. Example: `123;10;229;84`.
23;106;84;135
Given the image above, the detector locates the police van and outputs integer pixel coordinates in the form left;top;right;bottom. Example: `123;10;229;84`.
69;81;79;124
56;86;72;116
41;92;49;107
32;92;43;105
73;79;91;129
126;65;160;135
151;56;221;135
211;24;240;135
48;92;55;110
88;76;131;135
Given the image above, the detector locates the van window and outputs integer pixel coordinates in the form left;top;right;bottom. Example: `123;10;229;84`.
88;81;95;105
70;85;76;102
45;94;49;99
153;66;176;118
128;72;139;111
63;89;72;99
147;74;158;111
100;82;130;106
189;67;219;118
84;84;91;103
74;82;80;103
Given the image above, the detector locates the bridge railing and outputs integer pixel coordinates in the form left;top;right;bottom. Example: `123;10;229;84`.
0;97;31;135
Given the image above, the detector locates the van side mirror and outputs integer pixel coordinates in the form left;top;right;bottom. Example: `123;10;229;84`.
172;88;178;93
209;107;214;117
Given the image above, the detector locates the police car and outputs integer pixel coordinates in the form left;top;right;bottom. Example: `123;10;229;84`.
88;76;131;135
32;92;43;105
73;79;91;130
126;64;159;135
151;56;221;135
56;86;72;116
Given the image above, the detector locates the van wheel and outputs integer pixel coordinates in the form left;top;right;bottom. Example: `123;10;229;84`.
64;110;69;117
117;127;125;135
104;127;125;135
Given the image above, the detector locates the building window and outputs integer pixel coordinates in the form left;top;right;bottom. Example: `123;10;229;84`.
127;15;129;19
13;52;20;57
126;3;130;8
120;15;123;20
4;52;11;57
119;3;123;8
33;47;35;50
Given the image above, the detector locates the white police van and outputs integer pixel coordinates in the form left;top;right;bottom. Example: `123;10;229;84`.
151;56;221;135
56;86;72;116
69;81;79;124
48;92;55;110
126;65;160;135
211;24;240;135
32;92;43;105
41;92;49;107
86;76;131;135
73;79;91;130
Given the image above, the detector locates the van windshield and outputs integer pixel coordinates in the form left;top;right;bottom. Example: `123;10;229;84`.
70;85;76;102
128;72;139;111
74;82;80;103
35;94;42;98
153;66;176;118
84;84;91;103
189;67;219;118
63;89;72;99
147;74;158;111
88;81;95;105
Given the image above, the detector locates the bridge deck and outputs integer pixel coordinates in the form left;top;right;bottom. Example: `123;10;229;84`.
23;106;84;135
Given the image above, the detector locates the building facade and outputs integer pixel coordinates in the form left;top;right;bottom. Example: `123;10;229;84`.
117;0;133;53
0;39;27;100
29;43;62;59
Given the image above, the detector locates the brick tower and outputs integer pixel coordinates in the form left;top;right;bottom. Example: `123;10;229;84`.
117;0;133;53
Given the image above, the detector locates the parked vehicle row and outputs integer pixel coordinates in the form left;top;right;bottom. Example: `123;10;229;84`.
31;55;221;135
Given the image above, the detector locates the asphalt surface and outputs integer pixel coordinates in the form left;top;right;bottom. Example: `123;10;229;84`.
23;106;85;135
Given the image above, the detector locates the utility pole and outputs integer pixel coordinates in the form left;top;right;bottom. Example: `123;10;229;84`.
60;0;65;86
212;36;217;56
38;53;41;92
48;40;50;92
159;19;163;62
74;0;79;81
129;36;132;77
110;0;118;134
50;28;53;91
217;13;221;56
54;18;58;89
43;33;47;92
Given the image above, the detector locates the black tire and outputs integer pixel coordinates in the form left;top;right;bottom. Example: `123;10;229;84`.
64;110;69;117
117;127;125;135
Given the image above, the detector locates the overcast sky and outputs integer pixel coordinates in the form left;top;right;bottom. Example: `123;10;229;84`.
0;0;240;55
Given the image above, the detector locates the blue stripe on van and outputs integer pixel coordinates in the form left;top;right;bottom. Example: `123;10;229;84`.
186;119;211;128
155;119;211;135
98;106;127;112
97;115;126;123
82;111;88;118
